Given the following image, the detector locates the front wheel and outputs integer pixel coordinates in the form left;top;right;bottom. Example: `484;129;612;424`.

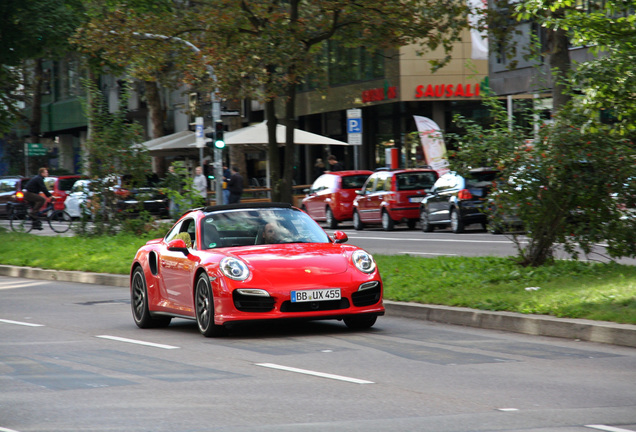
352;210;364;231
344;314;377;330
10;212;32;233
48;210;73;233
195;273;226;337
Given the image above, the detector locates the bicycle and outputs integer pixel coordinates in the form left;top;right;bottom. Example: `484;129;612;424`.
9;198;73;234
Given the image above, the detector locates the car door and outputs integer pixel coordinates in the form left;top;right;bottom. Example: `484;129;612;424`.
355;175;378;222
158;218;199;312
426;173;457;223
304;175;331;220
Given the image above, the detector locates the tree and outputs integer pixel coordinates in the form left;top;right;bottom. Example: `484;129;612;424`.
75;0;471;202
0;0;84;138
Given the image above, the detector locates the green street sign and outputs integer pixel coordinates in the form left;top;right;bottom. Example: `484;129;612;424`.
25;143;47;156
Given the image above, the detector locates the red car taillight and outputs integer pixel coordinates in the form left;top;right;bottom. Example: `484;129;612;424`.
458;189;473;200
15;191;24;202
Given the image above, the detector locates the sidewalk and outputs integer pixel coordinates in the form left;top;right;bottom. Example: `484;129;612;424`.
1;264;635;348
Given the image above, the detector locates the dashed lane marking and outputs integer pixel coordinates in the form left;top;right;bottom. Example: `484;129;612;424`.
96;335;180;350
256;362;374;384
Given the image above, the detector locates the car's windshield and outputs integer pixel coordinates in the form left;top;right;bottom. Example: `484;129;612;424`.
201;208;330;249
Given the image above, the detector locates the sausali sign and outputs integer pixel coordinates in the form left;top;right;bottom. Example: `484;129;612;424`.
414;83;481;99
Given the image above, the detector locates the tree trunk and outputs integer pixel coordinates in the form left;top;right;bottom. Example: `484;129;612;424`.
280;81;296;205
143;80;165;138
28;58;44;144
265;99;281;202
547;8;572;111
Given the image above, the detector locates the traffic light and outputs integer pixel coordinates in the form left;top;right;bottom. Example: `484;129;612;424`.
205;131;215;149
214;121;225;149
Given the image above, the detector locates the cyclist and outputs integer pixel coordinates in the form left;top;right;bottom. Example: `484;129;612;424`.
23;167;52;230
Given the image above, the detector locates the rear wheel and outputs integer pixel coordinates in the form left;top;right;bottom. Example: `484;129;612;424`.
450;208;465;233
325;207;338;229
381;210;395;231
353;210;364;231
195;273;226;337
10;211;32;233
344;314;377;330
131;267;171;328
48;210;73;233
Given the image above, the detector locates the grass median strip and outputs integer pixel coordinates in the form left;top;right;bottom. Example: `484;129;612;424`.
0;231;634;325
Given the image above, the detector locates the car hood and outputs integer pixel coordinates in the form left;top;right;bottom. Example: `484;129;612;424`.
228;243;350;276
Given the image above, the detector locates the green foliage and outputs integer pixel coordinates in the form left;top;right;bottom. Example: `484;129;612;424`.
76;78;160;236
448;94;636;266
377;255;636;324
159;161;206;221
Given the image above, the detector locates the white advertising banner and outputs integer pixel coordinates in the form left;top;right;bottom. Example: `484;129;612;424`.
413;116;450;176
467;0;488;60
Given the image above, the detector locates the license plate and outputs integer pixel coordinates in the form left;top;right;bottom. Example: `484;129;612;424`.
291;288;341;302
409;196;424;203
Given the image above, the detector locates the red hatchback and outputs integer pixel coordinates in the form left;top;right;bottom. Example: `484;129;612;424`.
301;170;372;228
353;168;439;231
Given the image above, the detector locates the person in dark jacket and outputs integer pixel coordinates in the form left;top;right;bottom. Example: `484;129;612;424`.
327;154;344;172
227;166;244;204
24;167;52;230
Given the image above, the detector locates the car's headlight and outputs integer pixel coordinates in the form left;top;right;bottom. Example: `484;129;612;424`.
352;250;376;273
220;257;250;281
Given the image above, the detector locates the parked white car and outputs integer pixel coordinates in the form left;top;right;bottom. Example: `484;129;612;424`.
64;180;93;218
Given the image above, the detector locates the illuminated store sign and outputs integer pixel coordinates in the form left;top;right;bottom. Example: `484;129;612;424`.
414;83;481;99
362;85;398;103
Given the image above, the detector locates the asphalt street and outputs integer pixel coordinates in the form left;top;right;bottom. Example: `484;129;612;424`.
0;264;634;348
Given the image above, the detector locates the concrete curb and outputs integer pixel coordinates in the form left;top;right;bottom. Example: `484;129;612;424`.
1;265;635;348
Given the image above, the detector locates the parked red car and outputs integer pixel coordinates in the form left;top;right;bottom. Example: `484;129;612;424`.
44;175;87;211
353;168;439;231
130;203;384;336
301;170;373;228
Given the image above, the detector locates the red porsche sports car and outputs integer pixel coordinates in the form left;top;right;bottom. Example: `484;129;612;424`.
130;202;384;336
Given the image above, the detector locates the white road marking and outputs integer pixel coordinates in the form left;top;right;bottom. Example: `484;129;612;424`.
0;318;44;327
256;363;374;384
586;425;636;432
96;335;179;350
0;280;48;290
0;427;22;432
399;252;459;256
497;408;519;412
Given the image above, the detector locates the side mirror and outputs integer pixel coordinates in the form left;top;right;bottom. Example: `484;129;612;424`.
332;231;348;244
167;238;189;255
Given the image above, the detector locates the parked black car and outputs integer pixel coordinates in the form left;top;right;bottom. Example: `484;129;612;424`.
113;174;170;217
419;169;501;233
0;176;30;218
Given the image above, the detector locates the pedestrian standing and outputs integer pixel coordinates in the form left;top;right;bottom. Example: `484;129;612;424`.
313;158;326;180
227;166;244;204
327;154;344;172
193;166;207;205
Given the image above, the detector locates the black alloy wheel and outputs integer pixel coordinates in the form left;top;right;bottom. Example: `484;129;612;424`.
131;267;171;328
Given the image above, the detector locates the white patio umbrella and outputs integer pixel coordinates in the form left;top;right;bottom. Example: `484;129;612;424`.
224;121;350;190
